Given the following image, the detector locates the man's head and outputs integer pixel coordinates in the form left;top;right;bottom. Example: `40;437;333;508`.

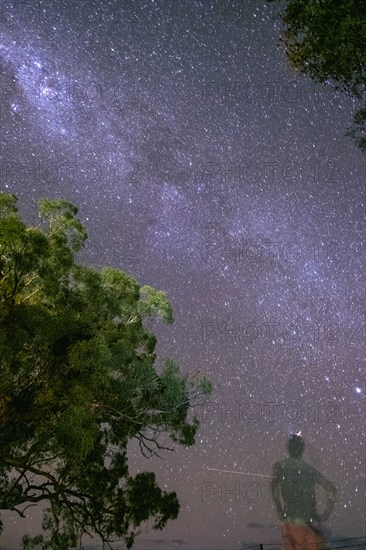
287;434;305;458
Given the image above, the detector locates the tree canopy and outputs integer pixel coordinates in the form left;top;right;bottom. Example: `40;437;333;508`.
269;0;366;151
0;193;212;549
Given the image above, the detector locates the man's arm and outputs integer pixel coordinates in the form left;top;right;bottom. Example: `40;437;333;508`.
314;469;338;521
271;461;286;521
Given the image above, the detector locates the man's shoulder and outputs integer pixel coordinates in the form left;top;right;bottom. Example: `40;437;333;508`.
272;457;317;474
281;458;318;479
272;460;283;477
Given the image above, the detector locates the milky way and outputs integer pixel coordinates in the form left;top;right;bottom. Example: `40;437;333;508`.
0;1;365;548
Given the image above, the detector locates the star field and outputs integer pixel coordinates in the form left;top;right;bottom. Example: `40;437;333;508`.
0;1;365;549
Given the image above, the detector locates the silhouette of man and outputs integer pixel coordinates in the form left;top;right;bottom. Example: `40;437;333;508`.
271;434;337;550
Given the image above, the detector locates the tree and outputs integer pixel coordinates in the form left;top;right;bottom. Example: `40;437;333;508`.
0;193;212;549
268;0;366;151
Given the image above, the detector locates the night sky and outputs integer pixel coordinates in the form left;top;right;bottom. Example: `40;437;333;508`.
0;1;365;549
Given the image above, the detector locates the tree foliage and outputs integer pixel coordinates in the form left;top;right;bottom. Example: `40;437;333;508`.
0;193;212;549
269;0;366;151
